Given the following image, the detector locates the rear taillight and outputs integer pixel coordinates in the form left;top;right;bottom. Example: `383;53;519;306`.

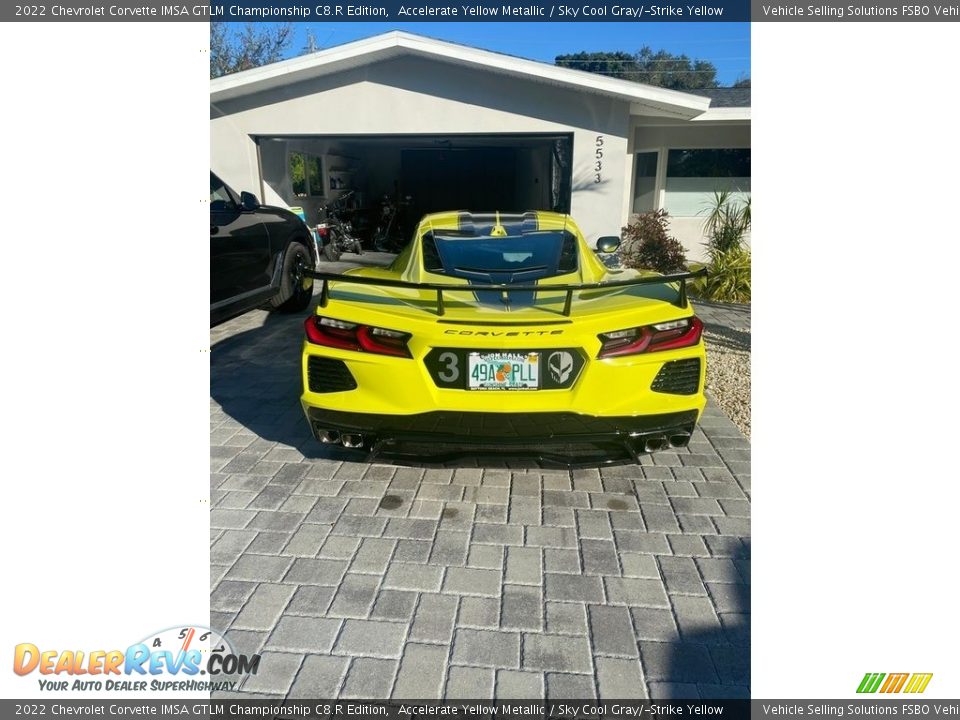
598;317;703;358
315;225;329;238
304;316;412;358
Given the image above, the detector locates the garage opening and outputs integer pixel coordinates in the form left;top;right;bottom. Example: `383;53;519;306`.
255;133;572;244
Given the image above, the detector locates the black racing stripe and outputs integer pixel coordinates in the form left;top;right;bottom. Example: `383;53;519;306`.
520;212;539;233
443;212;548;309
471;287;536;310
457;211;476;236
456;211;540;237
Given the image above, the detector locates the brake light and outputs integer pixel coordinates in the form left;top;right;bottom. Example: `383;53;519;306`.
597;317;703;358
315;225;328;238
304;316;412;358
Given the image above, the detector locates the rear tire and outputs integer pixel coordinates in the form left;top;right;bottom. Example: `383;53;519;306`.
323;242;340;262
271;242;313;312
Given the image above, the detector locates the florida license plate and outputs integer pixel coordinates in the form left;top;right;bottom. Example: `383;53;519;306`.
467;352;539;390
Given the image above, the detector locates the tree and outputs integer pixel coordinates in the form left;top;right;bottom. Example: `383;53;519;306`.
732;74;751;88
635;46;718;90
210;21;294;79
552;51;641;80
555;46;720;91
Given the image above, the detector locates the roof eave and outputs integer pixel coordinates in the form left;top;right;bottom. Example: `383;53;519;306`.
210;33;404;103
210;30;712;118
690;107;751;122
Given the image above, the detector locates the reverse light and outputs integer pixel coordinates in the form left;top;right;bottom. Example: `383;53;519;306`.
304;316;412;358
597;316;703;358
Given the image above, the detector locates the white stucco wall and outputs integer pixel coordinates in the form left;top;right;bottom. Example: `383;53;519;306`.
210;105;261;199
210;56;631;245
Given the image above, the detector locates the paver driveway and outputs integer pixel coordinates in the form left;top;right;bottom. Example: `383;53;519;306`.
210;255;751;700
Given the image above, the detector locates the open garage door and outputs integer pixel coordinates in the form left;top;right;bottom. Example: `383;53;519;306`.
255;133;572;235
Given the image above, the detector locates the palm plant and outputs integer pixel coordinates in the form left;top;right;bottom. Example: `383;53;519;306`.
692;191;751;303
702;190;751;257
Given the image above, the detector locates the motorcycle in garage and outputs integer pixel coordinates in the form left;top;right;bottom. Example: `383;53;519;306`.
316;191;364;261
373;194;413;253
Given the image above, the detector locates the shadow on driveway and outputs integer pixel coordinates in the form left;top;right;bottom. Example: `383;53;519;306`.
653;539;750;699
211;299;351;463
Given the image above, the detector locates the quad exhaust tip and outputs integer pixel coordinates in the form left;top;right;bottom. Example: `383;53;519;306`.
644;436;668;453
314;427;364;449
316;429;340;444
643;432;691;453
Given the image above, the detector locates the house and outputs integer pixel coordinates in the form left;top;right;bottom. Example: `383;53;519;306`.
210;31;750;261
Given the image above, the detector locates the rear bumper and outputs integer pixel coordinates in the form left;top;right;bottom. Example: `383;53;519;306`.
301;342;707;418
304;407;698;465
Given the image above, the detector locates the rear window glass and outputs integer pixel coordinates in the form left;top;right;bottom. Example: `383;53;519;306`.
423;231;578;282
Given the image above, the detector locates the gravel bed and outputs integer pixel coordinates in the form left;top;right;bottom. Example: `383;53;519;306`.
703;324;751;438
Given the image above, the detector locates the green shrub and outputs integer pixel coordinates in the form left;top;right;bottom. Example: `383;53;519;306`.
620;210;688;274
690;245;751;303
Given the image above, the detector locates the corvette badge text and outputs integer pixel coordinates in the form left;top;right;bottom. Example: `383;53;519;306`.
12;626;260;692
444;329;564;336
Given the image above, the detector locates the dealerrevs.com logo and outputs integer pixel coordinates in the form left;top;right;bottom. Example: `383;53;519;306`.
13;625;259;692
857;672;934;694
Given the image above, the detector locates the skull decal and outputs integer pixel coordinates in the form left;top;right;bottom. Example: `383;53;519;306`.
548;351;574;385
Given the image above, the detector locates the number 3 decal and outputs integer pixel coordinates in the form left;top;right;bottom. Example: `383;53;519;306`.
437;351;459;382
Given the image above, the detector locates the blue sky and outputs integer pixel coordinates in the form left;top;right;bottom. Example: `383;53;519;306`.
281;23;750;86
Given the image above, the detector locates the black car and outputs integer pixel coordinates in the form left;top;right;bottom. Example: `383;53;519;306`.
210;171;317;326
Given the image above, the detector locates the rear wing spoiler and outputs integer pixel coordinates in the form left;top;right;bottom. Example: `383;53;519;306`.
304;268;707;317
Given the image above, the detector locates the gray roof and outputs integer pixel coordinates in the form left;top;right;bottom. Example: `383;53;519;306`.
691;87;751;108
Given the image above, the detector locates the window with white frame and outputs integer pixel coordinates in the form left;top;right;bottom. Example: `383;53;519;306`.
632;151;659;213
663;148;750;217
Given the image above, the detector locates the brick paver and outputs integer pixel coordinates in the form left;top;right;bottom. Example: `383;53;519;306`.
211;272;750;700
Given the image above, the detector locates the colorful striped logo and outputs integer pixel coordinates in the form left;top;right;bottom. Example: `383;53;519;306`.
857;673;933;694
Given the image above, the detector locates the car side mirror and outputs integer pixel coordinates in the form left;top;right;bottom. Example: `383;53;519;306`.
596;236;621;253
240;191;260;212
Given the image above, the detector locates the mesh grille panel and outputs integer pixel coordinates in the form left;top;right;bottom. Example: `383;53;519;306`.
651;358;701;395
307;356;357;393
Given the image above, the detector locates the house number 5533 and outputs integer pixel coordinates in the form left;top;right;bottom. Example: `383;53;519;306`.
595;135;604;183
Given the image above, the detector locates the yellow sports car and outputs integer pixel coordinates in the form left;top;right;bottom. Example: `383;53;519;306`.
301;210;706;465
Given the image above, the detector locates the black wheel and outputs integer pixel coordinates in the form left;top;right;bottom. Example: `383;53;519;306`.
271;242;314;312
322;242;340;262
